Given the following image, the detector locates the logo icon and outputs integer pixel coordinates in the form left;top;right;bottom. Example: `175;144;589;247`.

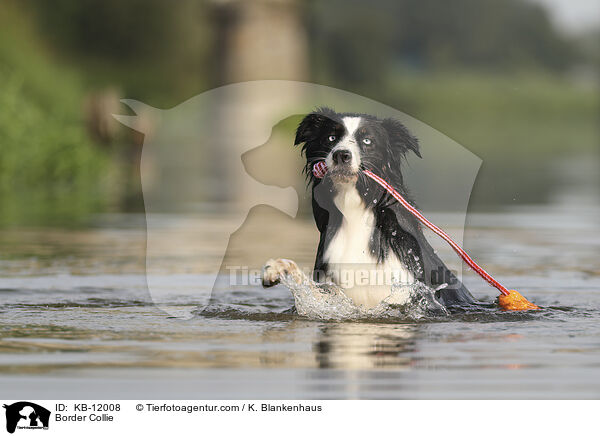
3;402;50;434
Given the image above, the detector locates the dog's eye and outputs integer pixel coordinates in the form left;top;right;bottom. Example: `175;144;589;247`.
328;135;336;142
362;138;372;146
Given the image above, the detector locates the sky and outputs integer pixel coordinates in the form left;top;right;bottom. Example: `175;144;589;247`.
528;0;600;34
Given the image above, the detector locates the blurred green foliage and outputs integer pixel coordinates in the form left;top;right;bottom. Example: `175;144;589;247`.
24;0;214;107
387;72;599;156
309;0;582;91
385;72;599;205
0;0;597;225
0;3;110;226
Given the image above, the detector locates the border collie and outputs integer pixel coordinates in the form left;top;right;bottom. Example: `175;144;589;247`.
263;107;475;310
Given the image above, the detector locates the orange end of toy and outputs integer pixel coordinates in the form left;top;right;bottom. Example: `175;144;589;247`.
498;290;540;311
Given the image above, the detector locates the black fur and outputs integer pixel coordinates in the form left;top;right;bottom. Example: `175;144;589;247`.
295;107;476;308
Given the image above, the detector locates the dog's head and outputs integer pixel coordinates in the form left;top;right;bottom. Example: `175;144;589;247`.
295;107;421;192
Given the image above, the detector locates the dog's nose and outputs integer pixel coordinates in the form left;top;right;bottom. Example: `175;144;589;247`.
332;149;352;165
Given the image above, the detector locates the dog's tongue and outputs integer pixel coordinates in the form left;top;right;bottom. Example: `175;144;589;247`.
312;161;328;179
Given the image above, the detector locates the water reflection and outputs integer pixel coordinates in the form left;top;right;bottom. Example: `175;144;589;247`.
313;323;418;369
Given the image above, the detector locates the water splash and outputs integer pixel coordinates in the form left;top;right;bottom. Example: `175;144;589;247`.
279;276;448;321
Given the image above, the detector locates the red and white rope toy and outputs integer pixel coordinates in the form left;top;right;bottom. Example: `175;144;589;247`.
312;161;328;179
311;161;540;310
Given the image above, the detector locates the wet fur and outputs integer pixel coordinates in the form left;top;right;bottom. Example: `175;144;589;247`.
265;107;476;309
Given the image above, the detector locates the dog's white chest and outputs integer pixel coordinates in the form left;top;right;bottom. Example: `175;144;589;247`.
323;185;415;308
325;187;375;265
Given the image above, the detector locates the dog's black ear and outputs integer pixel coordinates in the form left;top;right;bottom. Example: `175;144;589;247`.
381;118;421;158
294;107;336;146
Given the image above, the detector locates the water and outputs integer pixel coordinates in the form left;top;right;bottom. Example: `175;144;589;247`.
1;193;599;398
271;274;451;320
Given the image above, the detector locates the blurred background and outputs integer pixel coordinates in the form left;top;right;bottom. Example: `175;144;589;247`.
0;0;598;226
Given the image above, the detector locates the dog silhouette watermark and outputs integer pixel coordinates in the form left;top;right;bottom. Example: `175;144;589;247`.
3;402;50;434
114;81;481;318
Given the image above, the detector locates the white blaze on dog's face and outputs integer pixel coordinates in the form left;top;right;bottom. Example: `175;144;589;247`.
324;116;363;182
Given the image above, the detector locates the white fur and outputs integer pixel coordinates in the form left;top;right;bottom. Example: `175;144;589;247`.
342;116;361;137
323;182;415;309
321;115;415;308
325;116;362;172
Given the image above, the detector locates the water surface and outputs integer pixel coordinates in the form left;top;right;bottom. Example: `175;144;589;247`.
1;198;599;399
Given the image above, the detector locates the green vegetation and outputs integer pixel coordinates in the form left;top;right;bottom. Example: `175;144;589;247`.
0;0;597;223
25;0;213;108
0;4;111;226
384;72;599;206
386;72;599;157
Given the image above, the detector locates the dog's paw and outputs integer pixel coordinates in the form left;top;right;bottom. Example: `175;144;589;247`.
262;258;300;287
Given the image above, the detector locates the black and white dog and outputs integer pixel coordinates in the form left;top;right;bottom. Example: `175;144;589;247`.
263;108;475;310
